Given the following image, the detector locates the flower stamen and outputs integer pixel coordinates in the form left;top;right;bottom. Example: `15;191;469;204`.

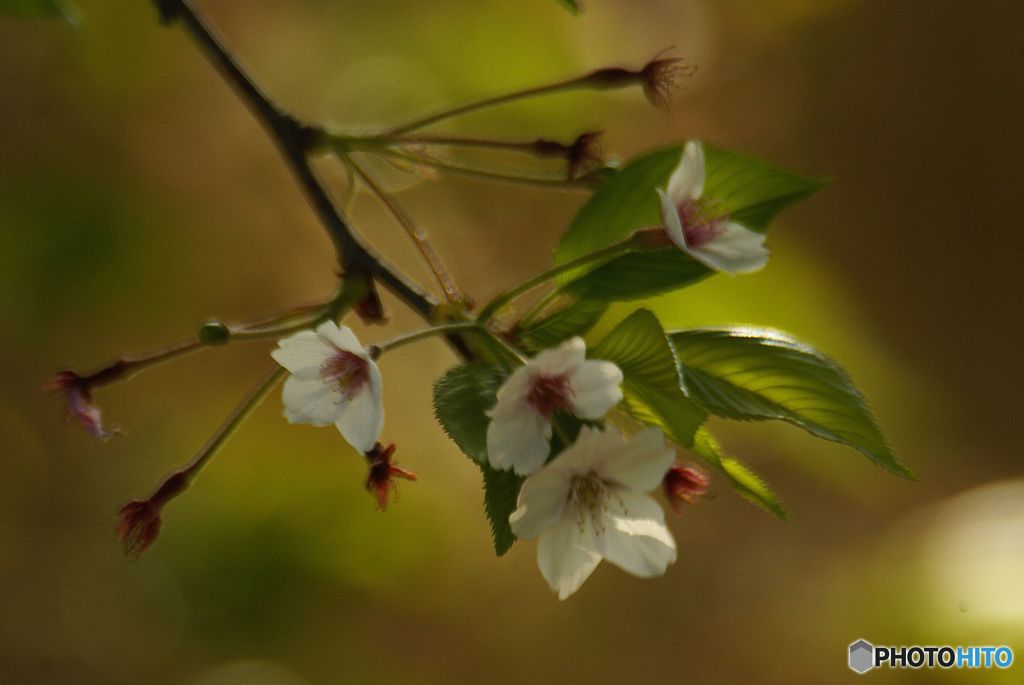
320;350;370;400
527;373;574;419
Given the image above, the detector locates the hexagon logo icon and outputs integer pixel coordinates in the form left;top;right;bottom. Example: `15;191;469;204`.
849;639;875;674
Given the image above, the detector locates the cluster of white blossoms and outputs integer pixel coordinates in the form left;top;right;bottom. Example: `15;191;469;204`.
264;143;757;598
486;337;679;600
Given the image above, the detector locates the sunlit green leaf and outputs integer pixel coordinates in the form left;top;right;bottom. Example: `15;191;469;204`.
671;327;913;478
518;296;607;350
555;143;825;300
692;427;787;519
592;309;706;447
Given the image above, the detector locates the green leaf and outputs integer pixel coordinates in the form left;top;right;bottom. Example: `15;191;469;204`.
433;363;524;555
0;0;77;23
554;143;826;301
703;146;827;232
518;296;607;350
565;249;709;301
592;309;706;448
479;464;523;556
671;327;913;478
555;147;680;284
692;428;787;519
432;363;506;465
556;0;581;14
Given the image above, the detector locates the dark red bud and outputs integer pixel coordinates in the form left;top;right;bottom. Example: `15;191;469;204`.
664;464;710;514
365;443;417;511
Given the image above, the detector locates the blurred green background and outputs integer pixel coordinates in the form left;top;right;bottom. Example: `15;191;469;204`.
2;0;1023;683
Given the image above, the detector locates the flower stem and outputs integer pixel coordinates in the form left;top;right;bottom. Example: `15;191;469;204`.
383;66;652;136
477;235;646;322
381;150;592;189
147;365;286;509
370;322;484;357
517;288;563;329
345;154;462;303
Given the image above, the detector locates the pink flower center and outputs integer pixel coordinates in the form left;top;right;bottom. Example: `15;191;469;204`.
677;199;726;248
321;350;370;399
527;373;573;419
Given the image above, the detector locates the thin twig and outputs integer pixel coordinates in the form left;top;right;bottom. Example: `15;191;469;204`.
345;155;461;303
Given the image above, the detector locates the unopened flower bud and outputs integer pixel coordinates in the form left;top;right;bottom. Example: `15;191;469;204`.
198;320;231;345
365;442;417;511
663;464;709;514
355;281;388;325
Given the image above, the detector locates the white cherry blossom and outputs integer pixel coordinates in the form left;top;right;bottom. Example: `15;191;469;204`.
658;140;769;274
486;337;623;476
271;321;382;453
509;425;677;600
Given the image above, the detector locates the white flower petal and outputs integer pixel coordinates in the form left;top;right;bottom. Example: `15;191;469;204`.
666;140;705;203
271;330;335;377
598;427;675;492
335;362;383;453
509;468;571;540
541;425;623;477
490;365;534;411
689;221;769;274
598;490;677;578
537;512;602;600
316;321;366;356
658;188;689;252
486;406;551;475
529;337;586;376
568;360;623;419
281;375;344;426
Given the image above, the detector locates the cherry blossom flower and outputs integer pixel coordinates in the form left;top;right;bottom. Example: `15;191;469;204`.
509;425;677;600
658;140;769;274
486;337;623;476
271;322;383;453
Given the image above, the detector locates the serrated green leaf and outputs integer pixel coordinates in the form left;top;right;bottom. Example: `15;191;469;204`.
554;143;825;301
479;464;523;556
432;363;507;465
518;296;607;350
0;0;76;23
592;309;706;447
671;327;912;478
692;428;787;519
556;0;581;14
433;363;524;555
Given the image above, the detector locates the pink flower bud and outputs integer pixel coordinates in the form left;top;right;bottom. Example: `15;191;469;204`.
663;464;710;514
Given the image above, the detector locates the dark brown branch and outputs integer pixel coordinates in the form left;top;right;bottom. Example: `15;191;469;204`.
157;0;441;322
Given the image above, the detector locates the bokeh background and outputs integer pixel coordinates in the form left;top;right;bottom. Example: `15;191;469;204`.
2;0;1023;683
